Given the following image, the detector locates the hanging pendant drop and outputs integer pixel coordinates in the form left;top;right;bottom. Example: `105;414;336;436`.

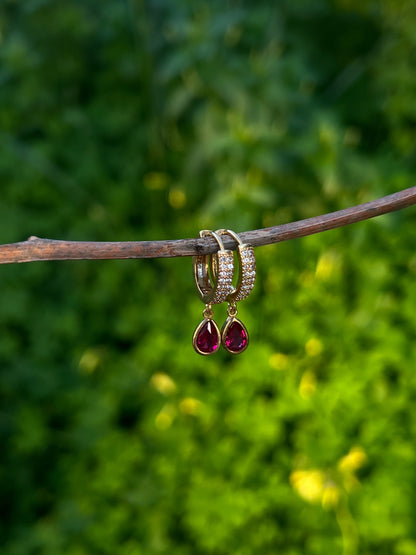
221;317;249;354
193;318;221;355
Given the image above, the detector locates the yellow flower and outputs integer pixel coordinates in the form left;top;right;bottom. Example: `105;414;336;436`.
269;352;289;371
79;349;100;374
338;446;367;474
143;171;168;190
150;372;177;396
299;371;317;399
291;469;341;510
305;338;323;357
168;188;186;209
322;483;341;510
338;446;367;492
155;403;176;430
179;397;202;416
315;252;337;281
290;470;325;504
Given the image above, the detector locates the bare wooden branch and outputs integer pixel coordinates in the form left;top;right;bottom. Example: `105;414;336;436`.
1;186;416;264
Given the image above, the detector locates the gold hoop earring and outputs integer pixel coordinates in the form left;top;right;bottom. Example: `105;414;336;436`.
216;229;256;303
216;229;256;354
192;230;234;355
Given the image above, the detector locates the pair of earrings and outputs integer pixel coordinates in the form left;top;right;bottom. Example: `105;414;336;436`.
192;229;256;355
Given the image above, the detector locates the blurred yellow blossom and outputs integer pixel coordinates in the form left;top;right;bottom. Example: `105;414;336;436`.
338;446;367;492
338;446;367;473
299;370;317;399
322;483;341;510
291;469;341;510
290;469;325;504
151;372;177;396
179;397;202;416
155;403;176;430
79;349;101;374
315;252;337;281
305;338;323;356
169;188;186;209
269;352;289;371
143;171;168;190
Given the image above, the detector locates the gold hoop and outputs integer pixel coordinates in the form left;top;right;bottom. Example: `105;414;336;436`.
215;229;256;302
193;230;234;304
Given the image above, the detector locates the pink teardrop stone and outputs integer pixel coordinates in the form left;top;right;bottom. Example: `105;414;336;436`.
196;320;220;354
224;320;248;354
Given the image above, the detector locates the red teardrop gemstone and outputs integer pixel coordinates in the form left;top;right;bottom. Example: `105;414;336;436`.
224;319;248;354
195;320;220;355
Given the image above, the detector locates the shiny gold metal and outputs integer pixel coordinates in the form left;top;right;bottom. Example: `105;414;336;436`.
215;229;256;302
193;230;234;304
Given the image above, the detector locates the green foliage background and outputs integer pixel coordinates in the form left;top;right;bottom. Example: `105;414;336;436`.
1;1;416;554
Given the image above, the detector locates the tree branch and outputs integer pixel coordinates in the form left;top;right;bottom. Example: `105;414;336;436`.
1;187;416;264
